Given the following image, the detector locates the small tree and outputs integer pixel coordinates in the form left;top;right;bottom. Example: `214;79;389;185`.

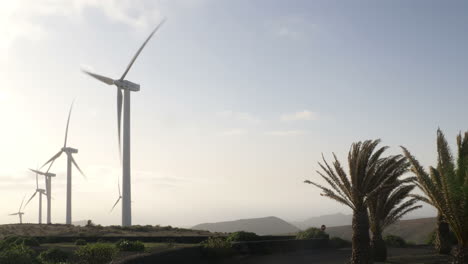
305;139;407;264
368;182;421;261
402;129;468;263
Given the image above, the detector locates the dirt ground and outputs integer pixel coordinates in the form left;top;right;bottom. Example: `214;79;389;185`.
221;246;450;264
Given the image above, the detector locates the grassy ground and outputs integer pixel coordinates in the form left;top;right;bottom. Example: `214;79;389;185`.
0;223;216;238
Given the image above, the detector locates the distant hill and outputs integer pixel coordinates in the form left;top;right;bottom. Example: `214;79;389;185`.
292;213;352;230
326;217;436;244
192;216;300;235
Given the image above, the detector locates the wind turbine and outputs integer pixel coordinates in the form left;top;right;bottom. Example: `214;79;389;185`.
25;170;47;224
41;102;85;225
82;19;166;226
9;196;26;224
110;180;122;213
30;169;56;224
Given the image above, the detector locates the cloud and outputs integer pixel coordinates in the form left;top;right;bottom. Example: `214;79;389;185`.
0;0;168;58
220;129;247;136
217;111;259;123
264;130;307;136
266;14;317;39
280;110;319;121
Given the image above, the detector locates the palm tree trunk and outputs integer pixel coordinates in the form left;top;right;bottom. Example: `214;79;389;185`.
371;231;387;262
351;208;372;264
452;244;468;264
435;213;451;255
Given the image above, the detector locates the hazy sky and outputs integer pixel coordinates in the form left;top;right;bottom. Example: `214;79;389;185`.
1;0;468;227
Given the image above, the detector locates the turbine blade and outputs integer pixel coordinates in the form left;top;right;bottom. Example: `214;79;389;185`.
64;100;74;148
120;18;166;80
9;213;19;216
25;191;37;208
110;197;121;212
41;150;63;170
118;178;121;196
117;88;122;159
36;173;38;189
70;155;86;179
19;195;26;211
82;70;115;85
30;169;43;175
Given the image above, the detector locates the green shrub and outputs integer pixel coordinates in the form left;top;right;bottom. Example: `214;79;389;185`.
296;227;329;240
0;243;35;264
201;237;234;258
426;229;457;245
115;239;145;252
74;243;117;264
0;236;39;249
329;237;351;248
226;231;259;242
38;247;69;264
75;239;87;246
384;235;406;248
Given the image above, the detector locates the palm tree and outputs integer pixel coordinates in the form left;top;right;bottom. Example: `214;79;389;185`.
410;192;451;254
305;139;407;264
368;181;421;261
402;129;468;263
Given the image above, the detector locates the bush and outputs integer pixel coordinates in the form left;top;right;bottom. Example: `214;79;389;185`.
115;239;145;252
201;237;234;258
74;243;117;264
0;236;40;249
329;237;351;248
75;239;87;246
426;229;457;245
0;243;35;264
226;231;259;242
38;247;69;264
384;235;406;248
296;227;329;240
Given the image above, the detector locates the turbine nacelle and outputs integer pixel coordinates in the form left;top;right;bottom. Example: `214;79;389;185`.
62;147;78;154
114;80;140;92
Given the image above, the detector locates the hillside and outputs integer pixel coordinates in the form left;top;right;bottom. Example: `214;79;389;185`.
192;216;300;235
326;217;436;244
0;224;216;239
292;213;352;230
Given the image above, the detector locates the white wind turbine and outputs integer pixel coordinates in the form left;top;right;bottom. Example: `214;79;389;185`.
25;170;47;224
30;169;56;224
9;196;26;224
82;19;166;226
41;102;85;225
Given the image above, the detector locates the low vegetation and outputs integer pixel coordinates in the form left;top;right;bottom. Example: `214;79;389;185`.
226;231;259;242
38;247;70;264
201;237;234;258
115;239;145;252
295;227;329;240
74;243;118;264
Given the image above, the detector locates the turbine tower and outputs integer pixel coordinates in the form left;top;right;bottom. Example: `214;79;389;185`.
41;102;85;225
30;169;56;224
25;170;47;224
9;196;26;224
82;19;166;226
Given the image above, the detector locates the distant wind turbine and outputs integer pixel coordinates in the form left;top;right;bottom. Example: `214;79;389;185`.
82;18;166;226
25;170;47;224
41;102;85;225
30;169;56;224
9;196;26;224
